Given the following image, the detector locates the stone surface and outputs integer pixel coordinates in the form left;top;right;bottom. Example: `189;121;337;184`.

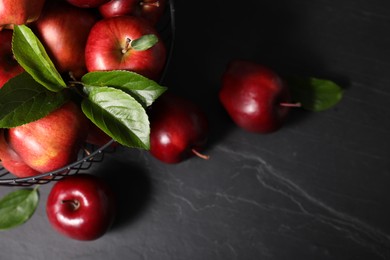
1;0;390;259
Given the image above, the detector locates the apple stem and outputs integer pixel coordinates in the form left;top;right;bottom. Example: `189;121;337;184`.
122;38;131;54
68;71;77;81
140;0;160;7
191;149;210;160
280;102;302;107
61;200;80;211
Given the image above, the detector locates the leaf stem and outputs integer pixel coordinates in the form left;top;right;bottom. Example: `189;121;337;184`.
33;185;40;192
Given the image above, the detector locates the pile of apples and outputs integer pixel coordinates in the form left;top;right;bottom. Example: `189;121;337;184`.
0;0;214;241
0;0;152;238
0;0;169;178
0;0;342;242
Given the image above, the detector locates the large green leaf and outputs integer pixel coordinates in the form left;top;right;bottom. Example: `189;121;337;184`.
0;187;39;231
0;72;68;128
288;77;344;112
82;86;150;149
81;70;167;107
12;25;66;92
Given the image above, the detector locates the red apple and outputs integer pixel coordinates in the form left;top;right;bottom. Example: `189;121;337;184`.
99;0;166;26
85;119;117;148
85;15;167;81
46;174;116;241
0;0;46;30
66;0;110;8
148;92;210;164
8;101;89;173
0;29;24;88
32;1;99;79
219;59;294;133
0;129;40;178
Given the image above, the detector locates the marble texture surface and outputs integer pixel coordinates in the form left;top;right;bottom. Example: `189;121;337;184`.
1;0;390;259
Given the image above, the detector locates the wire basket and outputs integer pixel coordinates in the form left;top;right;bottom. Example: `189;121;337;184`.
0;0;176;187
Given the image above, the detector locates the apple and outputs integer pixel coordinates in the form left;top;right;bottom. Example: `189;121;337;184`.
85;15;167;81
7;101;89;173
99;0;167;26
66;0;110;8
46;173;116;241
0;129;40;178
85;119;117;148
0;29;24;88
32;1;99;79
0;0;46;30
219;59;296;133
148;92;210;164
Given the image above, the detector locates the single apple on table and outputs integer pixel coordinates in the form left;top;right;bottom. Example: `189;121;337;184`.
0;30;24;88
7;101;89;173
32;0;99;79
46;173;116;241
0;0;46;30
85;15;167;81
148;92;210;164
99;0;167;26
219;59;297;133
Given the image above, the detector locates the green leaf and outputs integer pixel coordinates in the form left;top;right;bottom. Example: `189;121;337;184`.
82;86;150;149
81;70;167;107
288;77;344;112
12;25;66;92
0;72;69;128
0;187;39;231
131;34;158;51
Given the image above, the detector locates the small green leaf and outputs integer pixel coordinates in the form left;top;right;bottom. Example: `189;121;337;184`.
82;86;150;149
0;187;39;230
0;72;69;128
81;70;167;107
288;77;344;112
12;25;66;92
131;34;158;51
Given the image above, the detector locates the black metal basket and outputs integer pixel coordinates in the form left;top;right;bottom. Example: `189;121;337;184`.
0;0;176;186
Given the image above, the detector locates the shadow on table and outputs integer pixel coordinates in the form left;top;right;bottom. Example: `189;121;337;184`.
94;161;152;231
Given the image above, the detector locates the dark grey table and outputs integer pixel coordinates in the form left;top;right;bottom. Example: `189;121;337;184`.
1;0;390;259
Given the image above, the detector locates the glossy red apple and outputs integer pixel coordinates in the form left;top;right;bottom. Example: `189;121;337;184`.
85;15;167;81
219;59;296;133
0;130;40;178
8;101;89;173
66;0;110;8
0;0;46;30
46;174;116;241
32;1;99;79
0;30;24;88
148;92;210;164
99;0;166;26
